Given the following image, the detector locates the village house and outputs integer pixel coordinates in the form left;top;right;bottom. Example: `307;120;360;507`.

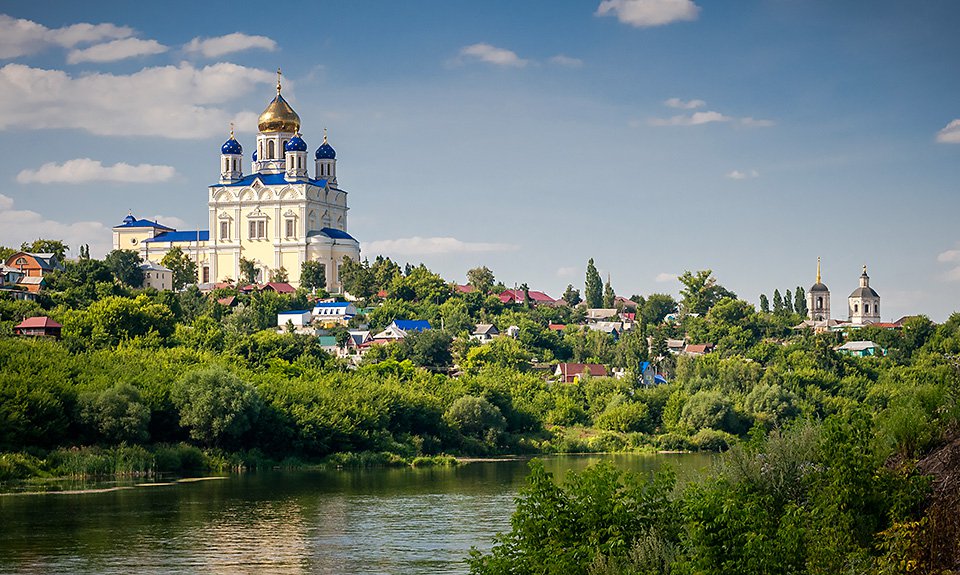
3;252;63;293
586;308;619;322
277;310;313;330
312;301;357;327
140;261;173;291
554;362;608;383
13;316;62;339
683;343;715;357
499;289;556;306
471;323;499;342
835;340;885;358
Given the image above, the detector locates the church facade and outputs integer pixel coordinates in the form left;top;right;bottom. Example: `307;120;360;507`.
804;260;882;327
112;72;360;291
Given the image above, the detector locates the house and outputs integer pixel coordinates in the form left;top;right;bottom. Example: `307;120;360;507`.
216;295;237;307
667;339;686;354
140;261;173;291
391;319;431;333
1;265;24;287
505;325;520;338
614;296;638;311
555;362;608;383
455;284;475;294
261;282;296;294
499;289;556;306
835;340;885;357
471;323;499;342
638;361;656;386
277;310;313;328
587;321;622;339
548;323;566;332
317;335;340;354
3;252;63;293
683;343;715;357
372;324;408;341
13;316;62;339
586;308;618;322
312;301;357;326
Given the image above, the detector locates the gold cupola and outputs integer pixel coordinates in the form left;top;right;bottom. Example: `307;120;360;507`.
257;69;301;133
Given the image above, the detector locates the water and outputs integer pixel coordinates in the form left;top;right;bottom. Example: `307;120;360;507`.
0;453;712;574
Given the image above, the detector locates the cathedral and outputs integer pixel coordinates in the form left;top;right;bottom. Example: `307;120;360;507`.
112;71;360;291
804;259;882;327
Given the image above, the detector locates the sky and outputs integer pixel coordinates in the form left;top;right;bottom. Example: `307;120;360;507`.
0;0;958;321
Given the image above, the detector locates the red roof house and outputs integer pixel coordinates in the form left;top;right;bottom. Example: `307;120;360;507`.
262;282;296;294
13;316;62;338
499;289;556;306
554;362;608;383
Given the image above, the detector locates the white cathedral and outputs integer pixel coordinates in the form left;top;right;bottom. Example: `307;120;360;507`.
804;257;882;327
112;71;360;291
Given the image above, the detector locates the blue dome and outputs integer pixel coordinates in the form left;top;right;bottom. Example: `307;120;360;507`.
221;136;242;155
122;214;136;224
285;134;307;152
252;150;258;161
315;142;336;160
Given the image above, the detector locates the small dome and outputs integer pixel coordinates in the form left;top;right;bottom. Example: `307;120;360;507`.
122;214;136;224
849;286;880;299
315;135;336;159
810;282;829;293
221;136;242;155
252;150;258;161
285;134;307;152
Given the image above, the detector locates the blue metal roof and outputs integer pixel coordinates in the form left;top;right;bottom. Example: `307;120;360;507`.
114;217;175;230
393;320;431;332
143;230;210;243
221;137;242;154
214;173;328;188
314;301;352;308
315;227;356;241
279;309;312;314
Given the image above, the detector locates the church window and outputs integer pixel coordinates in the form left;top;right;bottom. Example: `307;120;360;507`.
816;296;823;309
854;304;859;313
223;159;229;172
220;221;229;240
297;156;302;169
864;304;870;314
268;140;275;158
202;267;210;283
248;219;266;239
285;219;296;238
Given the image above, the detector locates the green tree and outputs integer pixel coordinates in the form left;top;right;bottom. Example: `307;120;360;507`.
371;256;402;292
585;258;603;308
794;286;807;317
439;298;474;334
340;256;375;298
641;294;678;326
772;289;784;314
172;367;262;447
444;395;506;440
79;383;151;444
239;257;257;285
20;239;68;261
759;294;770;313
784;289;794;314
300;260;326;291
562;284;582;306
270;266;288;283
104;249;144;287
0;245;15;261
678;269;735;315
467;266;495;294
602;277;615;308
161;246;198;290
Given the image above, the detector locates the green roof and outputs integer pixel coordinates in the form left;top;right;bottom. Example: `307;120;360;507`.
317;336;338;346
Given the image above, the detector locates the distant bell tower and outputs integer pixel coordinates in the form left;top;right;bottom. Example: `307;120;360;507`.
807;257;831;321
848;265;881;325
219;125;243;184
314;129;337;185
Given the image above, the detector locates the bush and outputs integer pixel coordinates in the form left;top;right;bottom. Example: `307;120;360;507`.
171;367;262;447
444;396;507;440
595;400;652;433
689;429;736;452
656;432;691;452
0;452;45;481
79;383;151;444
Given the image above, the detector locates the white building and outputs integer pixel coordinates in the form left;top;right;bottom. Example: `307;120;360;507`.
140;261;173;291
807;257;831;322
277;309;313;328
312;301;357;326
848;266;881;325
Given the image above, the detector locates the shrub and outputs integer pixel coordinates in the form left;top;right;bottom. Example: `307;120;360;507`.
689;428;736;452
595;400;652;433
444;396;507;440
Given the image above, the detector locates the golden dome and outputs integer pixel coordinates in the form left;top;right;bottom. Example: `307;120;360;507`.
258;69;301;133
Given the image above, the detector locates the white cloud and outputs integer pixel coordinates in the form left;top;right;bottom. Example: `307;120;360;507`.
655;272;676;283
649;110;731;126
152;214;188;230
596;0;700;28
936;119;960;143
364;236;520;256
17;158;176;184
726;169;759;180
67;38;167;64
740;117;776;127
0;193;111;258
556;266;578;277
459;43;529;68
183;33;277;58
550;54;584;68
0;62;275;138
0;14;132;59
665;97;704;109
937;248;960;263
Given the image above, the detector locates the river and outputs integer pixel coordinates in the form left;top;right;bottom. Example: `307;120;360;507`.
0;453;713;575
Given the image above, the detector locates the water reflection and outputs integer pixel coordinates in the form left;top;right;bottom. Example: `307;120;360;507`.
0;454;712;575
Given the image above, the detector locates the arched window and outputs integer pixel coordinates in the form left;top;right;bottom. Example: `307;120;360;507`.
267;140;275;158
854;304;859;313
865;304;870;314
816;296;822;309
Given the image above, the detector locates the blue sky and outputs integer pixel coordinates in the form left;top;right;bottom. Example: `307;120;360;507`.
0;1;958;320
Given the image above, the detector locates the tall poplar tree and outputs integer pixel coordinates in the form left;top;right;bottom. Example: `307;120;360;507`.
784;289;794;314
585;258;602;308
602;277;615;308
759;294;770;313
794;286;807;317
772;289;783;314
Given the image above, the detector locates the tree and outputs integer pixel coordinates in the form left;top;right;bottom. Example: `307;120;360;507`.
678;270;735;316
79;383;151;444
794;286;807;317
759;294;770;314
443;395;506;440
300;260;326;291
585;258;603;308
772;289;784;314
270;266;288;283
0;245;15;261
239;257;257;285
104;249;144;287
562;284;582;306
602;277;615;308
440;298;474;334
340;256;375;298
467;266;495;294
172;367;261;447
784;289;794;314
641;294;678;326
20;239;68;261
161;246;198;290
371;256;402;292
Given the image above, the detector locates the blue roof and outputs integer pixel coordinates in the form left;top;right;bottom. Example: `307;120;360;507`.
279;309;312;314
654;374;668;385
310;227;356;241
285;134;307;152
221;137;242;155
114;217;175;230
143;230;210;243
215;173;328;188
393;320;431;332
252;150;257;161
314;301;352;308
316;142;336;160
639;361;651;373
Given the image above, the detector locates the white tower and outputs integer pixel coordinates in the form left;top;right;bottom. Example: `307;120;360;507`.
219;126;243;184
807;257;831;321
848;265;881;325
284;133;308;182
314;129;337;185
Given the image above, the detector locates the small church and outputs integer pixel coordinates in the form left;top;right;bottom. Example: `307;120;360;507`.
112;70;361;291
801;258;882;329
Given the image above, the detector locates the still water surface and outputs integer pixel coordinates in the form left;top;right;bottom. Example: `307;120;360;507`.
0;453;712;575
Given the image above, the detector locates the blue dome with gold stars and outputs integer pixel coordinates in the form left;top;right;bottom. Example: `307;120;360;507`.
315;137;336;160
221;136;242;155
285;134;307;152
